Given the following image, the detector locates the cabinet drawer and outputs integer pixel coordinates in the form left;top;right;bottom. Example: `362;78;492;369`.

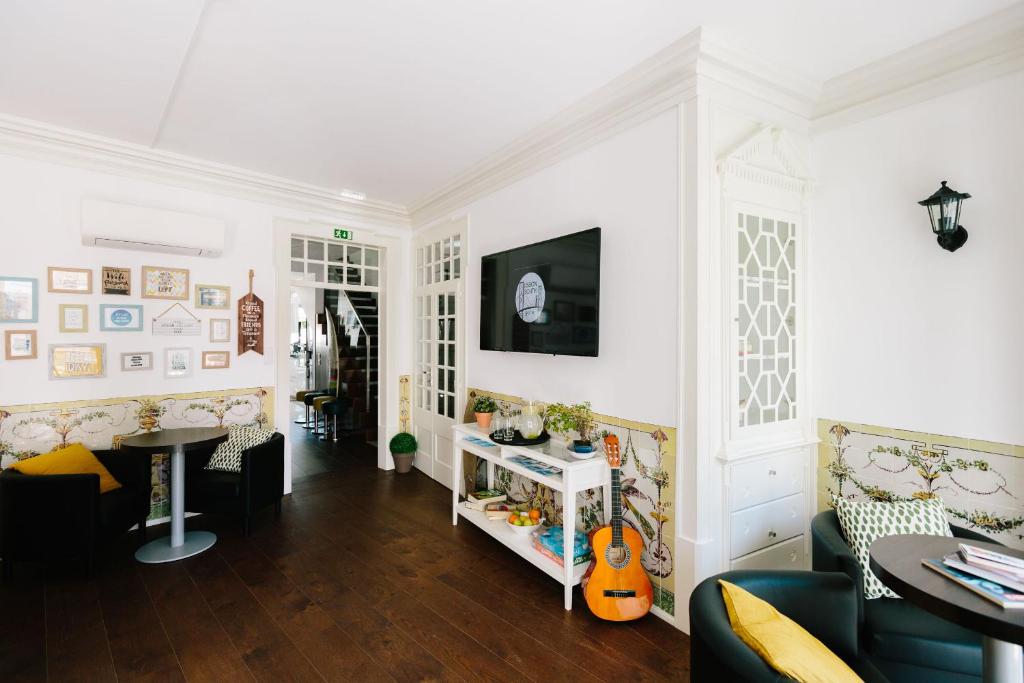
729;451;805;511
731;535;805;571
730;493;805;559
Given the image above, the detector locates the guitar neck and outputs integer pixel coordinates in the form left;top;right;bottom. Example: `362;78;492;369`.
610;466;622;547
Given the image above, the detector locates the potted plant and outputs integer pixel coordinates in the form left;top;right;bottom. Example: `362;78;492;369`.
388;432;417;474
545;401;596;451
472;395;498;430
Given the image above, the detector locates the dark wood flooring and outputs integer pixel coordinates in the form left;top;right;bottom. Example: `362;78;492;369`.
0;420;691;682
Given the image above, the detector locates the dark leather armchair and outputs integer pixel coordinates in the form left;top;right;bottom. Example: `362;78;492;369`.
184;432;284;535
0;449;151;580
690;570;888;682
812;509;990;682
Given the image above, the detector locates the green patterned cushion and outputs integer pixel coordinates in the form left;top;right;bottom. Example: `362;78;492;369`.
205;425;275;473
833;496;952;599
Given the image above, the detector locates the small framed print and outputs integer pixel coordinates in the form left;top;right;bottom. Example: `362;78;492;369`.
120;351;153;372
164;347;193;379
0;276;38;323
195;284;230;309
99;304;144;331
201;350;230;369
50;343;105;379
142;266;189;300
4;330;37;360
101;266;131;295
48;267;93;294
209;318;230;342
59;304;89;333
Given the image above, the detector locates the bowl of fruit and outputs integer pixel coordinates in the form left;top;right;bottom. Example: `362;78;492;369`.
506;509;543;535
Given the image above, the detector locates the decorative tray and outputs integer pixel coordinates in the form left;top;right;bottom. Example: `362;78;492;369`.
488;430;550;446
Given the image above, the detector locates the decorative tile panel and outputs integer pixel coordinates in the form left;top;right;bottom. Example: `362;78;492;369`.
817;419;1023;549
0;387;274;520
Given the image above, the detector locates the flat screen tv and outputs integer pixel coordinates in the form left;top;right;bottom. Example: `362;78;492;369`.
480;227;600;356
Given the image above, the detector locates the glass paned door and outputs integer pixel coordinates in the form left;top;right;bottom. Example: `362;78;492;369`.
412;226;464;486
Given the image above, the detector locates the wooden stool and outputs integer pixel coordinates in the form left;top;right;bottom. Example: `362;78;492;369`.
312;395;335;438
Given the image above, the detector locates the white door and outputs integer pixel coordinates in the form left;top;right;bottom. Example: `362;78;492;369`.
412;220;465;486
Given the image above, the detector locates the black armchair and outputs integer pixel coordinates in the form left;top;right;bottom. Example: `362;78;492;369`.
690;570;888;682
184;432;284;535
0;449;151;580
812;509;989;682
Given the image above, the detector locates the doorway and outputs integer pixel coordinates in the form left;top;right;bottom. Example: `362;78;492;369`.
412;218;466;487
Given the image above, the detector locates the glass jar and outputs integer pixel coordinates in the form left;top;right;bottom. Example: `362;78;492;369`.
519;400;545;439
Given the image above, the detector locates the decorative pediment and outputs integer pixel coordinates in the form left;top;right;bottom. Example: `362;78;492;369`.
717;127;812;195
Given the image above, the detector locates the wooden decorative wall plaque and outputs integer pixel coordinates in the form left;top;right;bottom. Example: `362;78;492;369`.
238;269;264;356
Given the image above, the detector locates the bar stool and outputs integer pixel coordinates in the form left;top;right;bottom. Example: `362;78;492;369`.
302;391;331;429
321;397;351;442
312;395;335;438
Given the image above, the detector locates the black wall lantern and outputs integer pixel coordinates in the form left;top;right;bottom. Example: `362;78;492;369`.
918;180;971;252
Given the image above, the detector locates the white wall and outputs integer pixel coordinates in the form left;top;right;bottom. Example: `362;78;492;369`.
435;108;679;427
810;71;1024;445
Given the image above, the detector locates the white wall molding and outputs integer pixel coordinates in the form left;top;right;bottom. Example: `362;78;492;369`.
0;114;410;228
813;2;1024;132
409;28;819;228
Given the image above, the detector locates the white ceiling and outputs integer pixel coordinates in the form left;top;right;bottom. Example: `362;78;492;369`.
0;0;1015;206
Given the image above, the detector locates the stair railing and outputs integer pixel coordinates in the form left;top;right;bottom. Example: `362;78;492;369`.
339;291;375;410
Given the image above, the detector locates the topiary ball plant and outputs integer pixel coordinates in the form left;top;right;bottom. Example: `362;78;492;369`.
389;432;417;453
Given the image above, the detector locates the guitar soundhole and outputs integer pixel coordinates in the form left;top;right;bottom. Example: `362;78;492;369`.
605;543;631;569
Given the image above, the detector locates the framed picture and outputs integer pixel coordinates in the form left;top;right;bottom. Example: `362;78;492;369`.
201;350;230;369
164;347;193;379
99;304;144;331
0;277;38;323
49;343;105;379
195;284;230;309
142;266;189;300
101;266;131;295
47;267;93;294
59;304;89;333
152;303;201;336
4;330;37;360
209;318;231;343
120;351;153;372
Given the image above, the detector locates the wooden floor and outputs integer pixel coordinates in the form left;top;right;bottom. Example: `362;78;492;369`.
0;420;691;682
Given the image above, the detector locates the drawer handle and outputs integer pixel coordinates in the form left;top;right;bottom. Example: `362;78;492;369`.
768;469;777;476
789;551;798;562
768;529;777;539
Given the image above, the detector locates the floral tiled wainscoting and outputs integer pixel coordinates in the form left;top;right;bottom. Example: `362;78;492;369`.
464;389;677;617
817;419;1023;549
0;387;274;520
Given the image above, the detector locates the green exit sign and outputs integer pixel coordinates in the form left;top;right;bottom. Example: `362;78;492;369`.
333;228;353;240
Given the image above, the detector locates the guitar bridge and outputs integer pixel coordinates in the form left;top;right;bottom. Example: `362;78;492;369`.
603;589;636;598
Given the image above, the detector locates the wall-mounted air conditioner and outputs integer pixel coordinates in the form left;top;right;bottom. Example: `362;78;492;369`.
81;199;225;257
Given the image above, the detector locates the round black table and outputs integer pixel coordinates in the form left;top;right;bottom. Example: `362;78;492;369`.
121;427;228;564
870;534;1024;683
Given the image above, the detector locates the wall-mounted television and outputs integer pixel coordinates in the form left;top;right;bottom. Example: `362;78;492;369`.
480;227;600;357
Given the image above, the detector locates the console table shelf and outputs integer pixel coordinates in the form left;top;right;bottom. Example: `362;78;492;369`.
450;423;611;610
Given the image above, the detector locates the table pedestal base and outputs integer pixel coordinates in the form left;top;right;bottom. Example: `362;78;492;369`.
135;531;217;564
984;636;1023;683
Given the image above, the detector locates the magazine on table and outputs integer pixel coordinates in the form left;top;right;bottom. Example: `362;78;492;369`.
958;543;1024;579
923;558;1024;609
942;553;1024;594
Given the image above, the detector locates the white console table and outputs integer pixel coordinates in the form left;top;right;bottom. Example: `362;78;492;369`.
450;423;611;610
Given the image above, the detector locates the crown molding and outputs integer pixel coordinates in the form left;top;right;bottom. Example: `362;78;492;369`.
410;28;820;228
812;2;1024;132
0;114;410;228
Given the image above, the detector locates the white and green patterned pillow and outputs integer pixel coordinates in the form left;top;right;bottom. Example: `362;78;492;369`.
205;425;276;473
834;496;952;599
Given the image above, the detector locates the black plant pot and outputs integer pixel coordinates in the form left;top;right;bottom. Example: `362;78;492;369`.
572;439;594;452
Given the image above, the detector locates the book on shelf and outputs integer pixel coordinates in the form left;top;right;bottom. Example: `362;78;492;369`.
943;553;1024;593
958;543;1024;580
483;502;512;521
465;489;506;511
532;526;592;568
922;558;1024;609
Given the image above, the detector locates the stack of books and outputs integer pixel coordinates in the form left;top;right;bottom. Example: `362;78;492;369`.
922;543;1024;608
465;489;506;511
532;526;592;568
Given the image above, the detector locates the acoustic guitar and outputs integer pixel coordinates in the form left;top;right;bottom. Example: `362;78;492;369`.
582;434;653;621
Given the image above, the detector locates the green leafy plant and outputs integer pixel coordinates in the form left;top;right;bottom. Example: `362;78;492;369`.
472;396;498;413
389;432;417;454
544;401;595;443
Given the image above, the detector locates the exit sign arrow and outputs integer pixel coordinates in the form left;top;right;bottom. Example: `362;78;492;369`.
333;228;353;240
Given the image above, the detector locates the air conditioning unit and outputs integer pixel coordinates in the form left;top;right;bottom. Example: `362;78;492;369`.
81;199;225;257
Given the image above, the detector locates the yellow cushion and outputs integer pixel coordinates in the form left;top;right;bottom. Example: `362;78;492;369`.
10;443;122;494
719;580;862;683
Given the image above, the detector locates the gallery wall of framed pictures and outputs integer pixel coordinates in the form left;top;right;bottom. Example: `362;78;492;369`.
2;264;249;386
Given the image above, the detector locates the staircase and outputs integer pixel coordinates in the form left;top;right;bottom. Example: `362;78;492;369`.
324;289;379;443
